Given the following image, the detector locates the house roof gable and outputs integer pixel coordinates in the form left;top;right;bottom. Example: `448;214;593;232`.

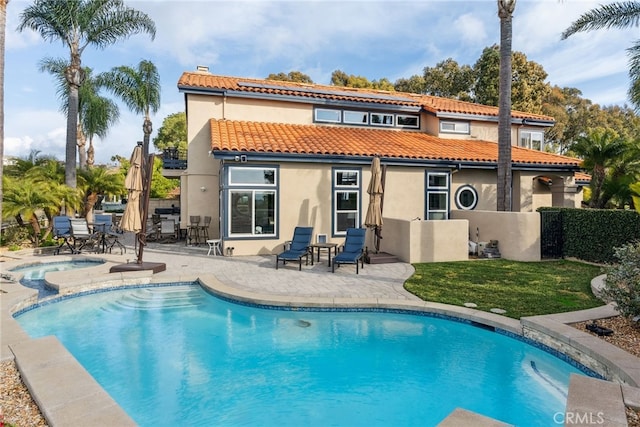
209;119;580;167
178;71;554;123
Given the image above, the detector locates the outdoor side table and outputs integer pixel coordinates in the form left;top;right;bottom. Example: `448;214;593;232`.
310;242;338;266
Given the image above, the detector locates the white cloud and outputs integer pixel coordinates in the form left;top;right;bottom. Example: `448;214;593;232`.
454;14;487;45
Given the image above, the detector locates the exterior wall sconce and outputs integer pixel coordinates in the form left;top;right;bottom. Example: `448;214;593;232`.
200;186;206;192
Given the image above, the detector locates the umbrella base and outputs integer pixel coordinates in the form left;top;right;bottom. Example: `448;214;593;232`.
110;261;166;274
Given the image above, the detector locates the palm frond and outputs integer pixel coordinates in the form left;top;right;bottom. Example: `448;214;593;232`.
562;1;640;39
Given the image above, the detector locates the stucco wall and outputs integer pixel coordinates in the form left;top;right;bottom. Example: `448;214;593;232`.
452;169;497;211
381;217;469;263
451;210;541;261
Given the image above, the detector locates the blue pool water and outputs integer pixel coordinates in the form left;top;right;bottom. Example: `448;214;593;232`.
10;260;105;298
16;284;589;426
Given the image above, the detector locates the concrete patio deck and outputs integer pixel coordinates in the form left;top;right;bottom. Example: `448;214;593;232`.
1;236;639;426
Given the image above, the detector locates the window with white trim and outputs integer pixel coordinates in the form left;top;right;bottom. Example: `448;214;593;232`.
440;120;470;134
227;166;277;237
370;113;394;127
333;168;360;235
343;110;368;125
396;114;420;128
454;185;478;210
315;108;341;123
519;130;544;151
426;172;449;220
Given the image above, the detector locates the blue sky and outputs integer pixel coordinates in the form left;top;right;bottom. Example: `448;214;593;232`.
5;0;637;165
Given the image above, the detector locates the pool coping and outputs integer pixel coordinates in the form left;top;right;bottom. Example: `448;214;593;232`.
1;256;639;426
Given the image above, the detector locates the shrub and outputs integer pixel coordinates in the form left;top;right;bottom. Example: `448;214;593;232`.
602;241;640;320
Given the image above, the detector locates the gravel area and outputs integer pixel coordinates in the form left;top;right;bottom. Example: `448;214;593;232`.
1;317;638;426
0;360;47;427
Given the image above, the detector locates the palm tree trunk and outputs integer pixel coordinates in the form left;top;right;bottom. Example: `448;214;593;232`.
77;123;87;168
29;212;41;247
0;0;7;225
497;0;516;211
64;56;84;188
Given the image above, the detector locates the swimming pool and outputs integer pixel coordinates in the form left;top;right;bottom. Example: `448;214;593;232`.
10;259;105;298
15;284;593;426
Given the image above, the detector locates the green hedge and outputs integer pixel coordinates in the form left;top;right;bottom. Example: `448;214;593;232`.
538;207;640;264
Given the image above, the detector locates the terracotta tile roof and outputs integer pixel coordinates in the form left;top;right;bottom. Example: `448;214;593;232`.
179;72;554;122
575;171;591;183
209;119;580;167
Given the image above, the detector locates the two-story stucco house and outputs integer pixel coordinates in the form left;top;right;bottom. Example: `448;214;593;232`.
172;66;582;259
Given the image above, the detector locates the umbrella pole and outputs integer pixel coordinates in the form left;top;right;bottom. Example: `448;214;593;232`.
375;164;387;253
136;154;155;264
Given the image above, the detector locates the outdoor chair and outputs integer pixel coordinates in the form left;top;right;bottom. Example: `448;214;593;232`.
332;228;367;274
52;216;74;255
275;226;313;271
94;214;126;254
187;215;201;245
199;216;212;241
69;218;101;253
157;219;177;242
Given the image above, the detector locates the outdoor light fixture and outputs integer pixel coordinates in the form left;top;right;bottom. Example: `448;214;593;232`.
200;186;207;192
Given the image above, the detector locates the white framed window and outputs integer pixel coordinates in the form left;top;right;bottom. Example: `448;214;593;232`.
315;108;341;123
370;113;394;127
520;130;544;151
227;166;277;237
343;110;369;125
333;168;360;235
396;114;420;128
454;185;478;210
440;121;470;134
426;172;449;220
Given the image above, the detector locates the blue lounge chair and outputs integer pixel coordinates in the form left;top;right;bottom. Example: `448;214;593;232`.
276;226;313;271
332;228;367;274
52;216;74;255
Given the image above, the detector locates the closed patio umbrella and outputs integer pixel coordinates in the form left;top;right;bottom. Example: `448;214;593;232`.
364;156;384;252
120;145;143;233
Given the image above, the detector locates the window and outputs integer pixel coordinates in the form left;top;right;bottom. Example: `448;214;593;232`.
343;110;369;125
520;130;544;151
454;185;478;210
426;172;449;220
333;168;361;235
315;108;341;123
370;113;394;126
440;121;470;134
227;166;277;237
396;114;420;128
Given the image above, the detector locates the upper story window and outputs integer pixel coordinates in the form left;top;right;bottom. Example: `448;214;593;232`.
440;120;470;134
396;114;419;128
315;108;341;123
314;107;418;129
343;110;368;125
520;130;544;151
370;113;394;127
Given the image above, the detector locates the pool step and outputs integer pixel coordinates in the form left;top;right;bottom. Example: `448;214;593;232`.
103;286;205;311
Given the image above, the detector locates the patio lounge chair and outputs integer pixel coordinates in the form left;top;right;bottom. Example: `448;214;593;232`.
52;216;74;255
332;228;367;274
157;218;177;242
69;218;101;253
276;226;313;271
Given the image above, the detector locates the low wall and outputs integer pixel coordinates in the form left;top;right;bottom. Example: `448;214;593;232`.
451;210;541;261
381;217;468;263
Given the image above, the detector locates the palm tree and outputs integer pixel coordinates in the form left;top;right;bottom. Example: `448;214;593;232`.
572;129;628;208
497;0;516;211
2;176;59;246
40;59;119;168
98;60;160;159
562;2;640;109
77;165;123;223
0;0;8;229
17;0;156;188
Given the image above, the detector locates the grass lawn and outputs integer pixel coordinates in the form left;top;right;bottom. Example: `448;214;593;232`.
404;259;604;319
